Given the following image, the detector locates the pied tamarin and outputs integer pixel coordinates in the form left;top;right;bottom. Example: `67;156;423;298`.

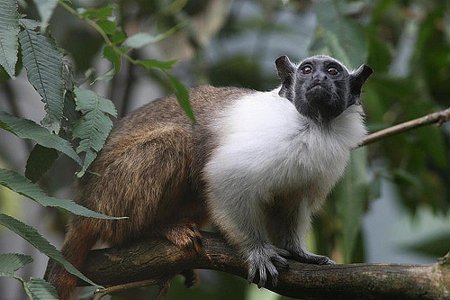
45;55;373;299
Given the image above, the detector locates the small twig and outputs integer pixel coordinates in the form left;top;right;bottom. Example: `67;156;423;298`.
359;107;450;147
93;278;161;300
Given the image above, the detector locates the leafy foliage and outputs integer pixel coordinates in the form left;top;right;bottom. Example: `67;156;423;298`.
0;0;449;298
18;27;64;133
0;168;124;219
0;253;58;300
73;87;117;176
0;253;32;277
0;214;98;287
25;145;58;182
23;278;59;300
0;0;19;78
0;111;81;165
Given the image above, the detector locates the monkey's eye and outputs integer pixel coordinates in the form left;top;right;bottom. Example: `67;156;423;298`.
300;65;312;75
327;67;339;76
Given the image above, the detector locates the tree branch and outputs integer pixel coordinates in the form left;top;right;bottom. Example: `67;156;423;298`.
359;107;450;147
80;232;450;300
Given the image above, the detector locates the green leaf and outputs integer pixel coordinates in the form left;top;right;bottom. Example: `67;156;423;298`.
122;23;185;49
18;27;64;132
0;111;81;165
103;45;121;73
311;0;368;69
0;168;125;219
0;253;33;277
32;0;58;27
123;32;162;49
23;278;58;300
0;0;20;78
0;214;98;287
74;87;117;117
96;19;116;35
166;74;195;123
73;87;117;176
25;145;58;182
79;5;114;20
334;147;369;263
136;58;177;70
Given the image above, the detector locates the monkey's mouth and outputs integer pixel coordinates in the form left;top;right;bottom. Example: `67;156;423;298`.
307;83;327;91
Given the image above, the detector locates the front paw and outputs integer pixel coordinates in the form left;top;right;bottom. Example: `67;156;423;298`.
246;244;289;288
288;247;335;265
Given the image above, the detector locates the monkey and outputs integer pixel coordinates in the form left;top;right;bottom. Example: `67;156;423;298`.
45;54;372;299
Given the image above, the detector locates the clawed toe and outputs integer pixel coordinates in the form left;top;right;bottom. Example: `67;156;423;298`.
246;244;289;288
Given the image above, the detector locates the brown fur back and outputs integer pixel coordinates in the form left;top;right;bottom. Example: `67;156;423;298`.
46;85;252;299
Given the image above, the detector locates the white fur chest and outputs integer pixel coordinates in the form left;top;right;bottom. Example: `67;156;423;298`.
204;90;366;200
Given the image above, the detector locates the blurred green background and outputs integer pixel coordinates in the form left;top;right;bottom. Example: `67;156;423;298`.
1;0;449;299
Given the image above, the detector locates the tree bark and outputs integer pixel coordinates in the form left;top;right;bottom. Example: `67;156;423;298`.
81;232;450;300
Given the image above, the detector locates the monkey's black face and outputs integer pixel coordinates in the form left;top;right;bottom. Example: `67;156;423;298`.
275;55;373;123
295;57;350;121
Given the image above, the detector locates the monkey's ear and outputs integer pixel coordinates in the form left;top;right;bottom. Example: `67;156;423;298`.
350;64;373;95
275;55;296;81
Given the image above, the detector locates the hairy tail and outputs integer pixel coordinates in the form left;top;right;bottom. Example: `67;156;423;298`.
45;220;98;300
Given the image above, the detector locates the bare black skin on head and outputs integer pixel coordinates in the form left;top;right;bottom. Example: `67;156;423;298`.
276;55;373;123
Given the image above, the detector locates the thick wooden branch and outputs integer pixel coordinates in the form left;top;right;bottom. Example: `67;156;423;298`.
81;232;450;300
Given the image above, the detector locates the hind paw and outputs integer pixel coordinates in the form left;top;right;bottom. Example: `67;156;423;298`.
162;223;203;254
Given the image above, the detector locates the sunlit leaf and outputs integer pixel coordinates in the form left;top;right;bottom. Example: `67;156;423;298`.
18;27;64;132
0;168;125;219
0;0;20;78
0;214;98;286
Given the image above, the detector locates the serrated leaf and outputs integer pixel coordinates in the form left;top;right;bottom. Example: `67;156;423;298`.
73;87;116;175
74;87;117;117
0;168;125;219
0;253;33;277
334;147;369;263
0;214;98;287
136;58;177;70
18;27;64;132
24;278;58;300
166;74;195;123
0;0;20;78
25;145;58;182
0;111;81;165
33;0;58;27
